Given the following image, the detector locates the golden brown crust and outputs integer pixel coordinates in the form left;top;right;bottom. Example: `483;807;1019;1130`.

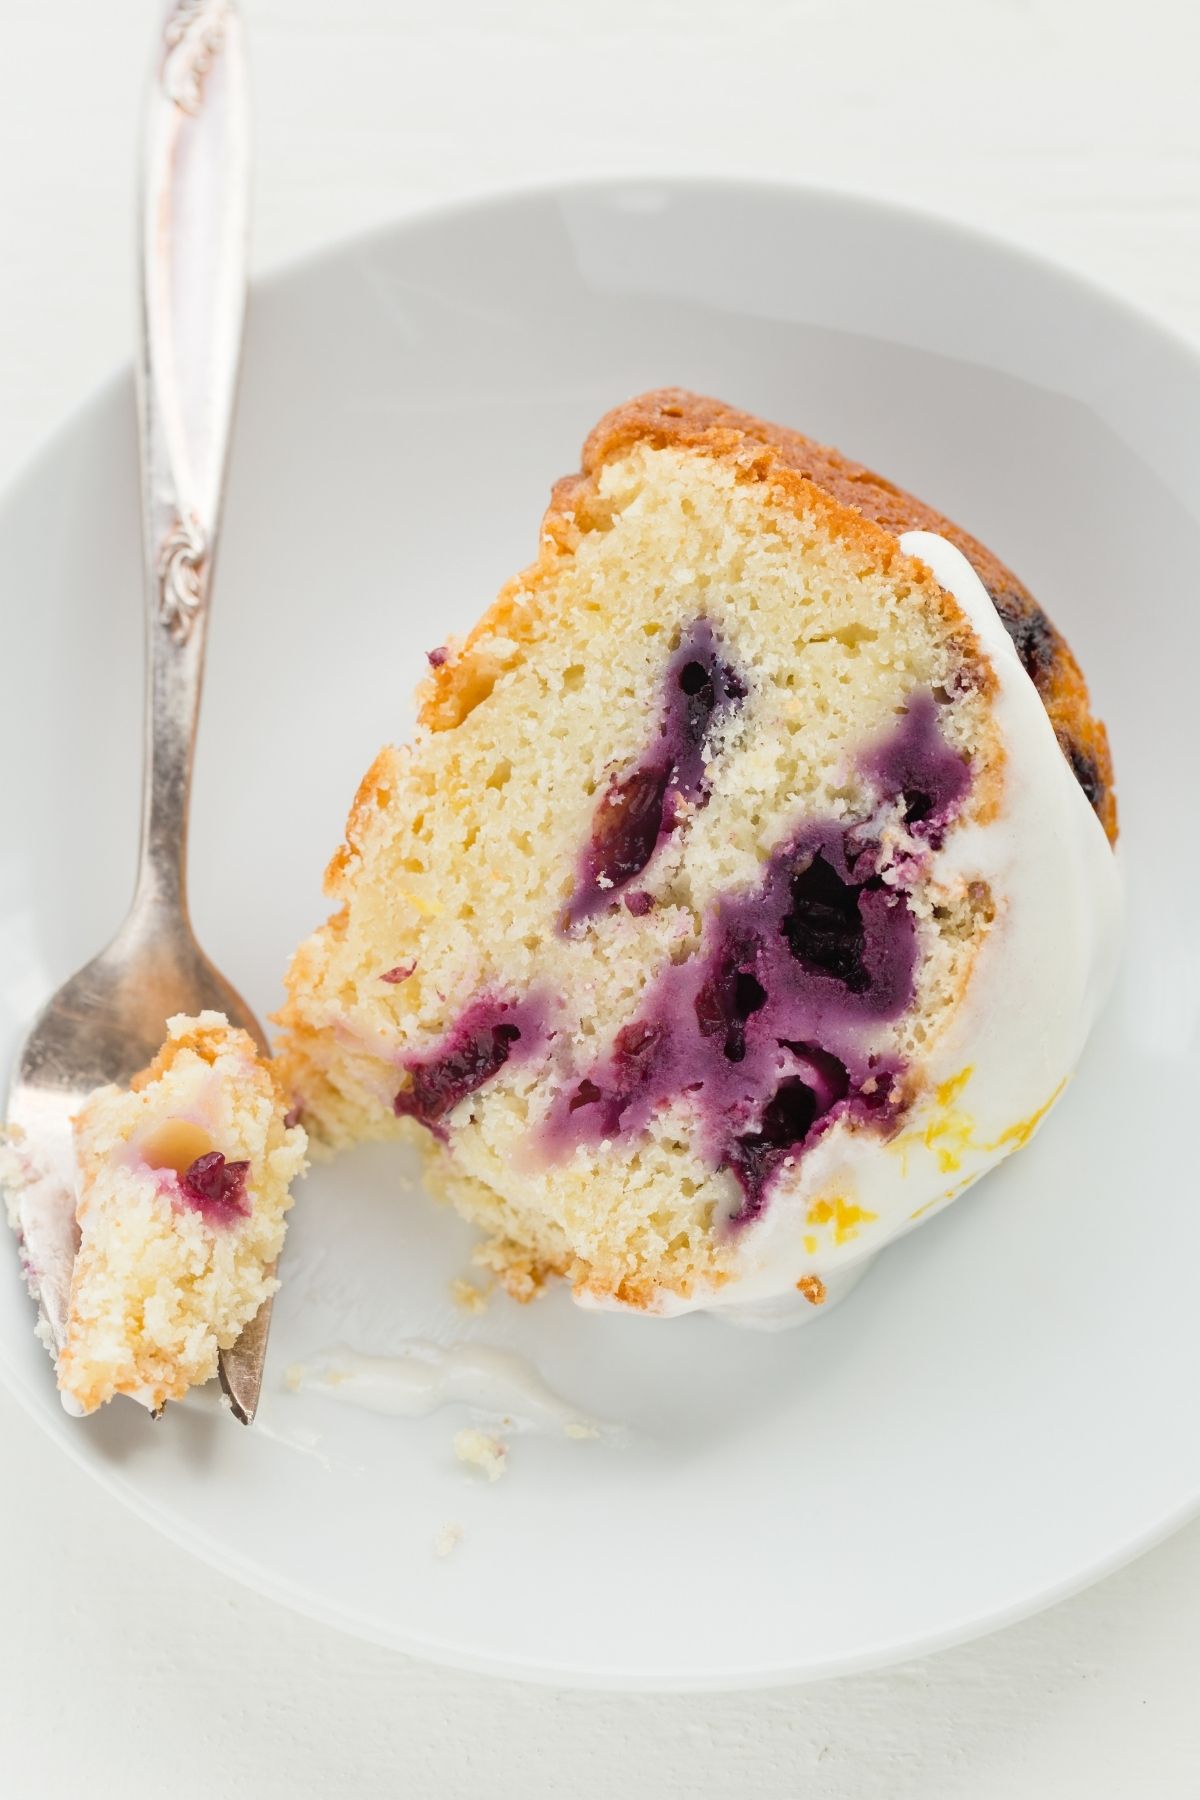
473;1228;735;1313
421;388;1116;843
129;1015;290;1114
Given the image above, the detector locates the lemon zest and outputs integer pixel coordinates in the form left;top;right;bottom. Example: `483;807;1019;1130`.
806;1195;878;1246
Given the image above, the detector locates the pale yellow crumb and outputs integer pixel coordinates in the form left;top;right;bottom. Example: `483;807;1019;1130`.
432;1522;464;1558
564;1419;600;1441
453;1426;508;1481
449;1276;491;1316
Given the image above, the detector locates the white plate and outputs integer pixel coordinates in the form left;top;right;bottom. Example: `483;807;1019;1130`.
2;179;1197;1690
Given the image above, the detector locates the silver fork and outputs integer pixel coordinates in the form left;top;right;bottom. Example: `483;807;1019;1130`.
4;1;269;1422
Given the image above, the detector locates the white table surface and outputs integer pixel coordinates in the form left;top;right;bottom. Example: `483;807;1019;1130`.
3;3;1198;1794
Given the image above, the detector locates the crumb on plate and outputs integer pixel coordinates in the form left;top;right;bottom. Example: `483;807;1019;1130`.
454;1426;508;1481
449;1276;491;1316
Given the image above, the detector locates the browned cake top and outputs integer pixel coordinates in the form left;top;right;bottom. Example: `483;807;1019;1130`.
572;390;1116;843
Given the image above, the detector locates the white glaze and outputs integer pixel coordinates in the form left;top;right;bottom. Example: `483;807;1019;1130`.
285;1340;619;1440
681;530;1122;1323
0;1131;79;1361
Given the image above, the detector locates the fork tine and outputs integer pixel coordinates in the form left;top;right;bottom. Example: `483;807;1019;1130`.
218;1285;275;1424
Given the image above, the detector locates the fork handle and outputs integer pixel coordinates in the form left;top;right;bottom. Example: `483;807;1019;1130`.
134;0;249;919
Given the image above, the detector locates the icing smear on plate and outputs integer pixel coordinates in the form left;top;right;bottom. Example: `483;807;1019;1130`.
285;1340;625;1443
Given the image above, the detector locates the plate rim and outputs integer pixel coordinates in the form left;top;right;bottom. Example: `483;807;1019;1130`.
5;167;1200;504
4;1335;1199;1693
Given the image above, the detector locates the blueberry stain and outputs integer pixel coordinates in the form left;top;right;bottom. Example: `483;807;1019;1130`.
564;619;746;927
394;996;547;1138
179;1152;251;1226
541;695;973;1218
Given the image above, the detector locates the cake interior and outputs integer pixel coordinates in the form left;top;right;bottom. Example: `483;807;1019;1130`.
58;1014;307;1412
279;442;999;1306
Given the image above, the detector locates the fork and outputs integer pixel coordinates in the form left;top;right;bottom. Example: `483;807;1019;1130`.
4;0;268;1422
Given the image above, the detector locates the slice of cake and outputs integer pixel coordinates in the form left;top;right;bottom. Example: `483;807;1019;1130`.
57;1012;307;1413
275;390;1119;1321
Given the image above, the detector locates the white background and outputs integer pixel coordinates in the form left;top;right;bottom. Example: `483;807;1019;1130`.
3;2;1199;1794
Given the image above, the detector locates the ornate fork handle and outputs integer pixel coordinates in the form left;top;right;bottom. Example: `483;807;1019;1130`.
135;0;248;920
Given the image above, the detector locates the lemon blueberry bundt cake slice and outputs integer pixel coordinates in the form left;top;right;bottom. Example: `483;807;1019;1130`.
57;1012;307;1413
276;390;1119;1320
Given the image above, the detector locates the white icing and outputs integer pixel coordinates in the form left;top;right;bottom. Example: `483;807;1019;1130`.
672;530;1122;1323
286;1340;622;1441
0;1130;79;1362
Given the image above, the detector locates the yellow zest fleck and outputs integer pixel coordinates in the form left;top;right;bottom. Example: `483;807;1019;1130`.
921;1064;977;1173
802;1233;818;1256
894;1068;1070;1185
806;1195;878;1246
936;1066;974;1108
890;1064;975;1174
989;1078;1067;1152
796;1274;827;1306
907;1177;973;1223
396;887;440;919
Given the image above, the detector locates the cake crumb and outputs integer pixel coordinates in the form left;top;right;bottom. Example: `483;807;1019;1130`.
564;1419;600;1441
797;1274;827;1306
449;1276;491;1316
454;1427;508;1481
433;1522;464;1558
55;1012;308;1415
